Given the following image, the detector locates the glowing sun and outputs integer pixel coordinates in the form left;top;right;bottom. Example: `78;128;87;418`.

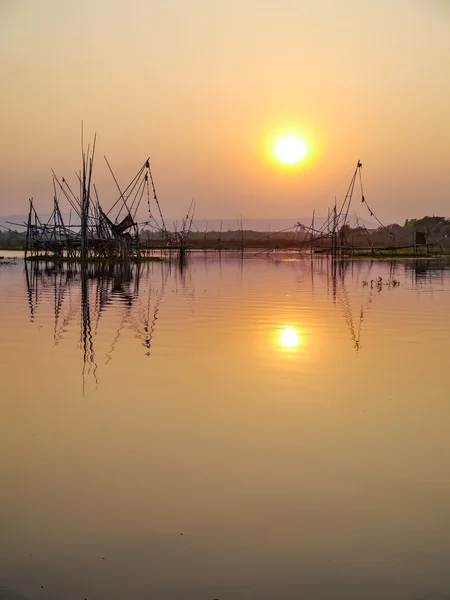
274;135;308;165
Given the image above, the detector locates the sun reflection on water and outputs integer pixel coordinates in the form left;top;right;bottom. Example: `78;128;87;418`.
279;326;301;350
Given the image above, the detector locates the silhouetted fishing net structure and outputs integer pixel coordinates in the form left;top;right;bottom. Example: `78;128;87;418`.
13;129;193;261
294;160;431;256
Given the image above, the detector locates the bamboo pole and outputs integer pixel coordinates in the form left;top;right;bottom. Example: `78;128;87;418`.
24;198;33;260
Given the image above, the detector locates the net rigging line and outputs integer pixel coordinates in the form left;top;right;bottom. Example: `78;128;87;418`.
145;160;167;233
358;166;410;244
106;161;147;219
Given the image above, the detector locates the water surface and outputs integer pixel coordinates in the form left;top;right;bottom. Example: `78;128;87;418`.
1;254;450;600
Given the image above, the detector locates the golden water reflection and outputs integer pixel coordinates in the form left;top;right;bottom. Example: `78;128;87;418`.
279;326;302;350
2;256;450;600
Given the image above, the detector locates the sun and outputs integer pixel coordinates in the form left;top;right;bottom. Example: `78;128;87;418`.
274;135;308;165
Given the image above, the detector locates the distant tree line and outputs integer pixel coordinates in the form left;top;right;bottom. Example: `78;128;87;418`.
0;229;25;249
404;216;450;237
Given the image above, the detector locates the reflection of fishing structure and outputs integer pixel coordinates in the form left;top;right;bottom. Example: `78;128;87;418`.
331;260;367;351
295;161;430;256
10;128;194;262
334;260;402;351
306;258;401;351
404;258;450;288
25;259;176;392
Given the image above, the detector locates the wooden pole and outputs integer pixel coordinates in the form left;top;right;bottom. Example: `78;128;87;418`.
81;130;97;260
333;200;338;257
25;198;33;260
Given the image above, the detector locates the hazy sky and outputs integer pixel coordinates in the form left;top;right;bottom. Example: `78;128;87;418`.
1;0;449;223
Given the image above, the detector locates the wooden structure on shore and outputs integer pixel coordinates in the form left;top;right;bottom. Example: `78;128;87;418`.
20;130;193;262
294;160;432;257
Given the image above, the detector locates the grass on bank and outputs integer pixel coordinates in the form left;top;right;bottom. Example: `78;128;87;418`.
341;248;450;259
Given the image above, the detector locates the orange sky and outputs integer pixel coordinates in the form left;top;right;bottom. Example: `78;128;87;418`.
1;0;450;223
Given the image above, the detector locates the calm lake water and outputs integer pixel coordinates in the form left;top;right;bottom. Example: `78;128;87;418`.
1;253;450;600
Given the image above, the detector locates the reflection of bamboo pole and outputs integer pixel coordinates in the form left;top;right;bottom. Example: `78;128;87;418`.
24;260;35;321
